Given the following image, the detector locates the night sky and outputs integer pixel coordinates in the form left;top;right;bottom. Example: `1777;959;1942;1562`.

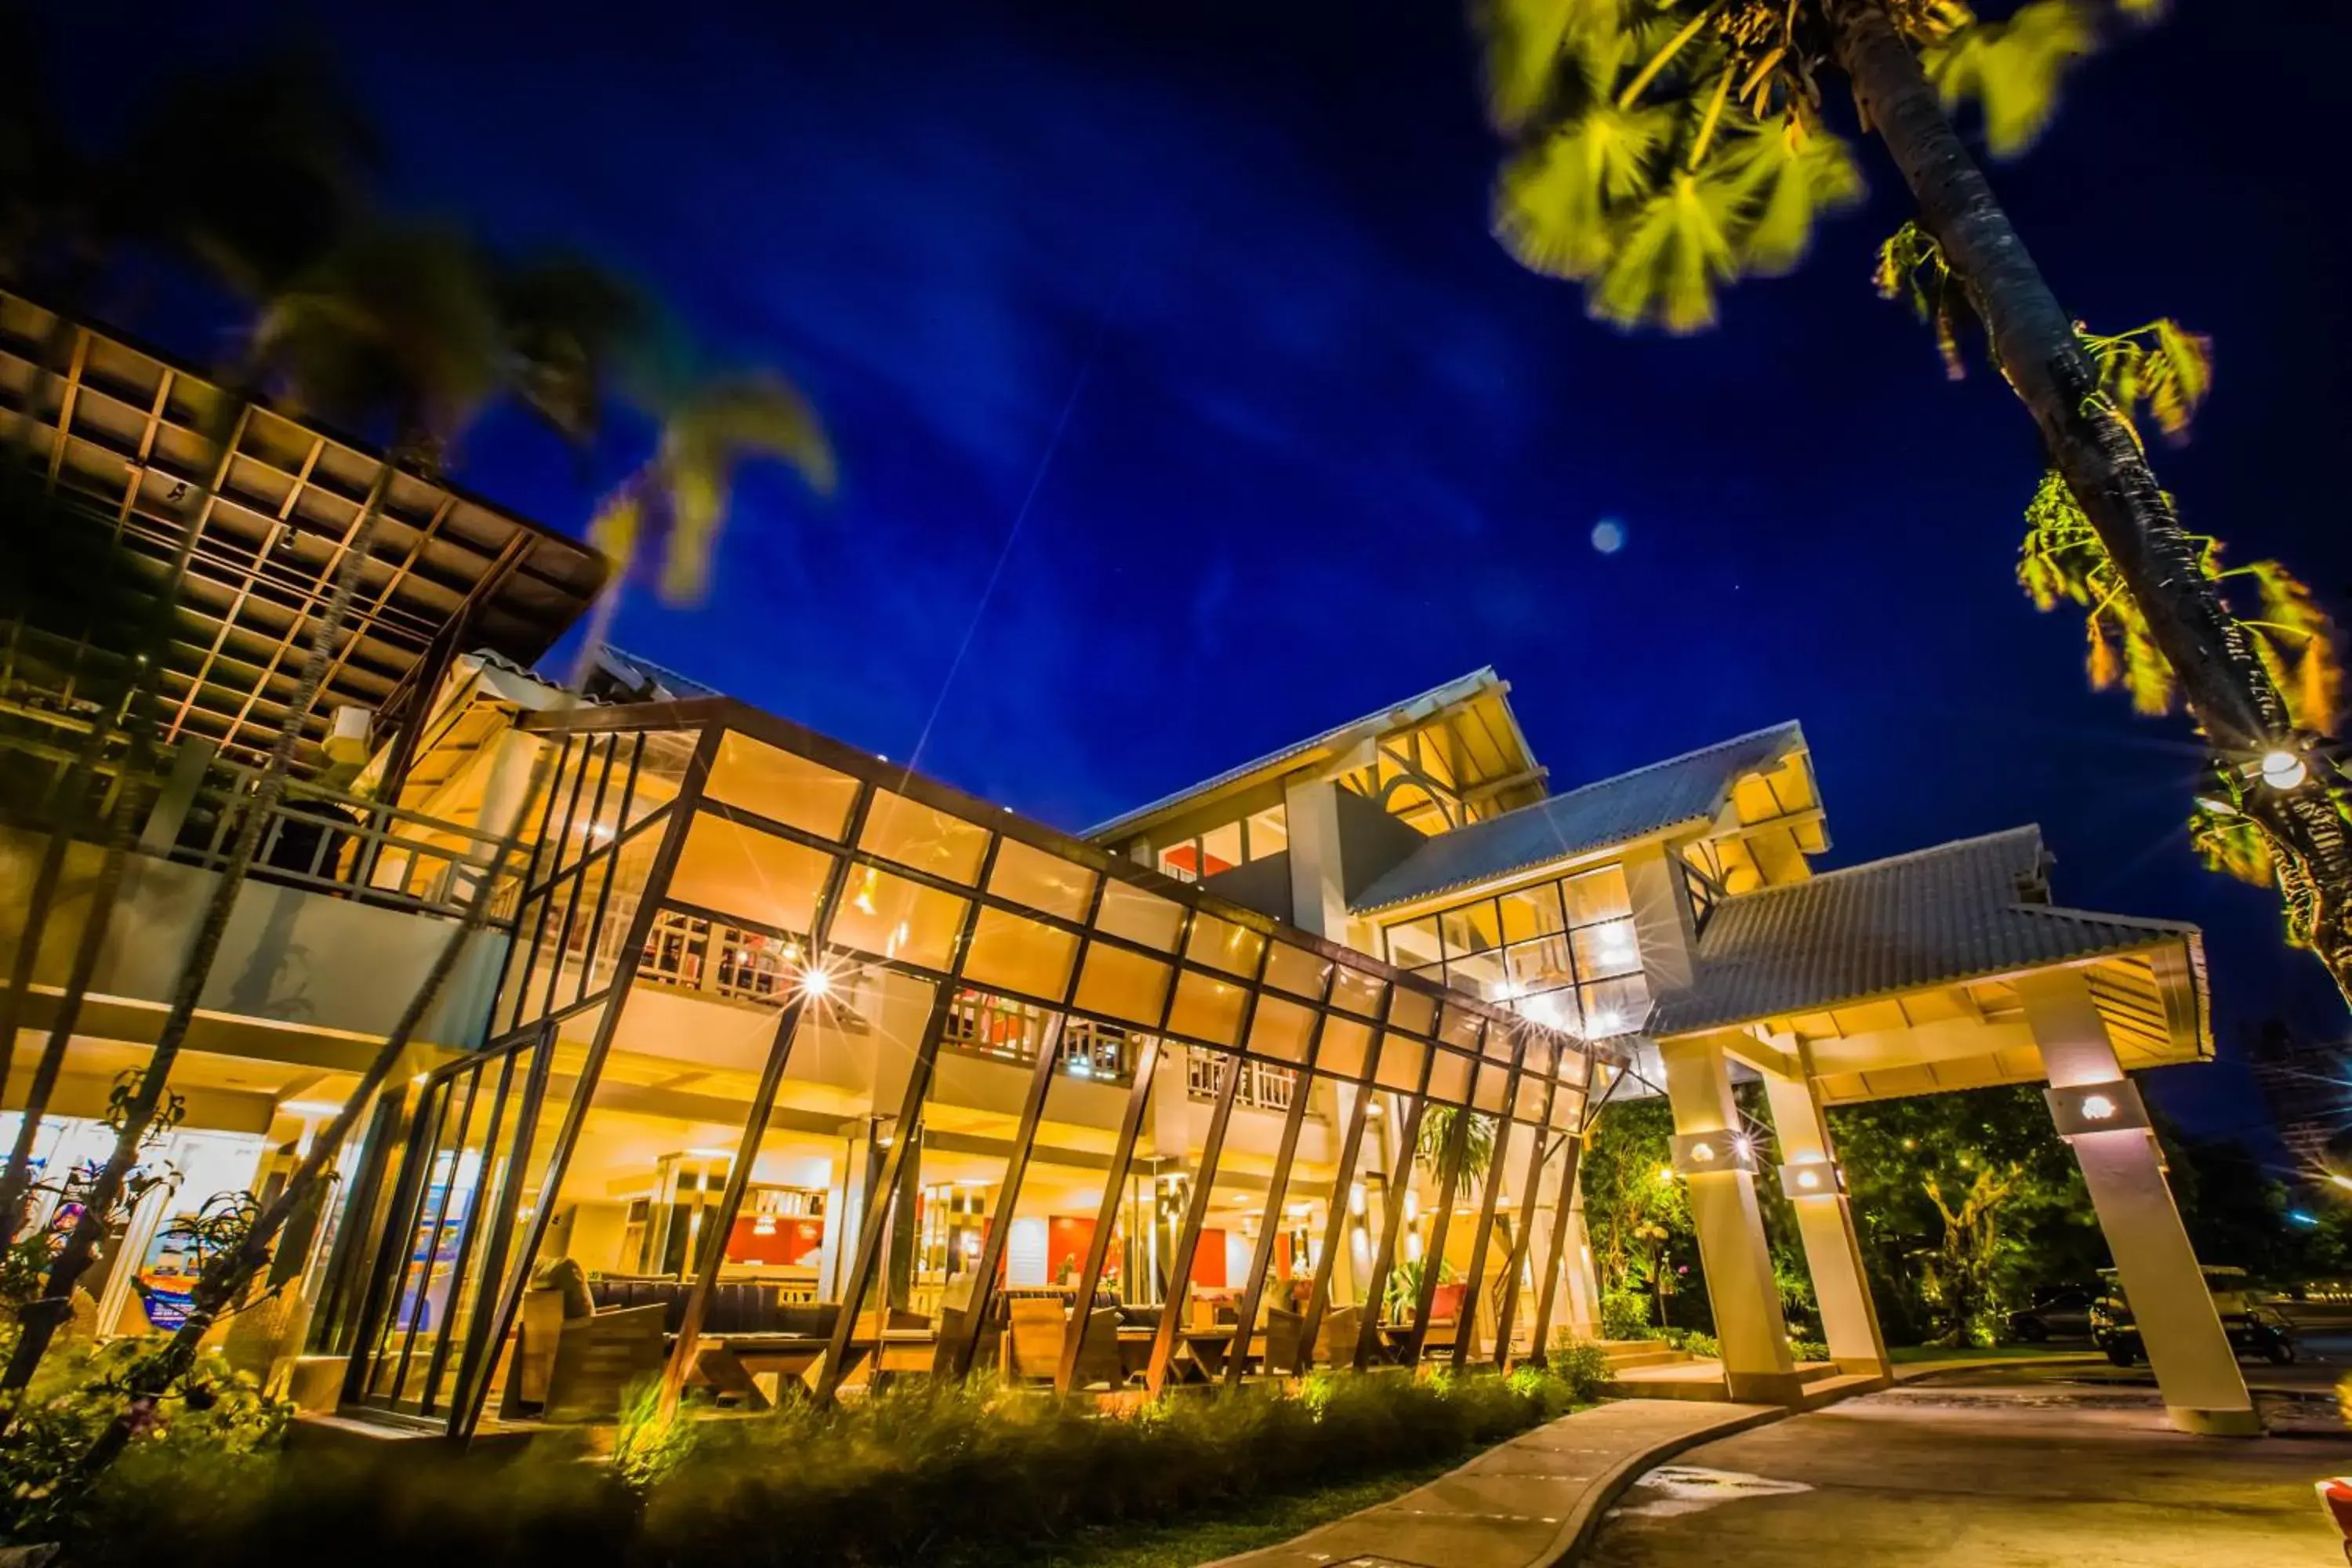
48;2;2352;1145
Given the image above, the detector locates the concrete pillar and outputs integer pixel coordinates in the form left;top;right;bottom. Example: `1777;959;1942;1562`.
1561;1180;1602;1338
1283;779;1348;939
1661;1036;1802;1404
1757;1051;1889;1377
1619;843;1695;995
2020;970;2257;1436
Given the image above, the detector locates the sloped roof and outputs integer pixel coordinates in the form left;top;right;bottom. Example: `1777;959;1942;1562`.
1085;666;1537;841
1650;825;2202;1036
1349;721;1805;913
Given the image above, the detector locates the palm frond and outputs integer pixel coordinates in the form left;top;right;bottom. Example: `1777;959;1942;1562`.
1721;118;1863;278
1494;100;1675;279
1920;0;2093;158
1473;0;1628;133
1589;170;1738;334
640;374;835;604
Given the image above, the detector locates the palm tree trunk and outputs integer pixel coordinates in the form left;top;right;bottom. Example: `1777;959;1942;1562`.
0;735;152;1247
1;459;400;1394
1825;0;2352;1007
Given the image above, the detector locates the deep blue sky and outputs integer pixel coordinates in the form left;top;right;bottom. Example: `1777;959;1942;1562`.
49;2;2352;1144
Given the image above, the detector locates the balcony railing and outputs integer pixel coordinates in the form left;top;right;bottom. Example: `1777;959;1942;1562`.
1185;1047;1298;1112
942;991;1140;1085
0;717;517;922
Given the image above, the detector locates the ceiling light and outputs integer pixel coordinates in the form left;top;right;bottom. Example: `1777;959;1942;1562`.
2261;749;2309;790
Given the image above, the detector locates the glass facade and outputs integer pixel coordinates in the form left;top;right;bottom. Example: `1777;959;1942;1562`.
1379;863;1650;1037
329;703;1600;1434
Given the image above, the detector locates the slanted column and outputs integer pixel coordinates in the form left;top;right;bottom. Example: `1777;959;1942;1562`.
2020;970;2257;1436
1757;1050;1889;1378
1559;1175;1602;1337
1660;1036;1802;1405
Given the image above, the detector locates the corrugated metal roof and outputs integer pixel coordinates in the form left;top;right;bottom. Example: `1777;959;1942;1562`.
1083;666;1522;842
1349;721;1805;913
1650;825;2201;1036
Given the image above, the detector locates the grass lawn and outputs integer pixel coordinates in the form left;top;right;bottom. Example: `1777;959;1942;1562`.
1021;1452;1472;1568
1887;1342;2089;1363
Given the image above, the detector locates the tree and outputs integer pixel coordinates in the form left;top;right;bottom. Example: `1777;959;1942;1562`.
1471;0;2352;1004
1577;1098;1701;1334
0;228;648;1395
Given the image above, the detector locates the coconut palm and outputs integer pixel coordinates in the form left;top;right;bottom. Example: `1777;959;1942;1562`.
0;228;651;1394
0;38;379;1229
60;359;833;1484
1474;0;2352;1003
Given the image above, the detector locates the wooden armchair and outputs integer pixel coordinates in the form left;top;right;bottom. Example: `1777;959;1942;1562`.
1004;1298;1120;1388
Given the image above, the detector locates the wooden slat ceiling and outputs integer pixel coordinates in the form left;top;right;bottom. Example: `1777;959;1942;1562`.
0;289;607;772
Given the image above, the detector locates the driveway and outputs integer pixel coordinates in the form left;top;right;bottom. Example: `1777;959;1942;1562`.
1583;1364;2350;1567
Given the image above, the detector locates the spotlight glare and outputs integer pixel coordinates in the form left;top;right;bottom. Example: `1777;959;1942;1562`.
2261;749;2309;790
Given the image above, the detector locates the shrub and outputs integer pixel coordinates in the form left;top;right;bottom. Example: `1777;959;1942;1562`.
1599;1287;1651;1341
1544;1337;1612;1403
1791;1337;1831;1363
68;1367;1599;1568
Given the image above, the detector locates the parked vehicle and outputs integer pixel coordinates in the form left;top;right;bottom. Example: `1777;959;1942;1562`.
2090;1265;2297;1367
2006;1285;2097;1342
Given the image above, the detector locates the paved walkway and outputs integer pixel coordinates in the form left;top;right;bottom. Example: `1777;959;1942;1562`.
1584;1370;2346;1567
1209;1399;1782;1568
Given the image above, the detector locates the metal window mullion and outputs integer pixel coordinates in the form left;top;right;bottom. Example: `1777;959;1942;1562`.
1220;959;1336;1388
309;1086;408;1359
569;735;644;1009
379;1072;476;1403
341;1080;441;1405
445;1022;561;1431
1524;1133;1586;1364
1450;1027;1530;1372
814;824;995;1403
1404;1025;1484;1367
948;872;1109;1379
1350;1019;1432;1373
661;808;870;1410
1054;913;1196;1393
1489;1074;1559;1369
492;739;577;1035
1143;935;1276;1396
1294;985;1391;1374
417;1047;523;1413
452;723;722;1438
535;736;618;1020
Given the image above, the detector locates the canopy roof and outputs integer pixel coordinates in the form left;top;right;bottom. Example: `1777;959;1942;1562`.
0;289;607;772
1351;721;1809;913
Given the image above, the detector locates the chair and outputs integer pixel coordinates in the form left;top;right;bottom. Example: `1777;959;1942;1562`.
1003;1299;1121;1388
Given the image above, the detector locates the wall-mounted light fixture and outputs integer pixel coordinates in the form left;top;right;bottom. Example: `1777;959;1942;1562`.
1778;1159;1846;1200
2044;1078;2151;1139
1671;1131;1759;1176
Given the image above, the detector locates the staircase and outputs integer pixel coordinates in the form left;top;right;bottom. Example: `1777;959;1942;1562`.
1595;1340;1887;1410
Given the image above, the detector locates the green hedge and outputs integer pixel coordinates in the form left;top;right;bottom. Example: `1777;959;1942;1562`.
71;1364;1600;1568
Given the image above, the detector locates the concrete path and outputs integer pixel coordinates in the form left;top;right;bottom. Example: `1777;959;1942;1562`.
1208;1399;1782;1568
1584;1370;2347;1567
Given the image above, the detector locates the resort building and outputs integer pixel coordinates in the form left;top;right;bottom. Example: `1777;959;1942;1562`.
0;293;2259;1445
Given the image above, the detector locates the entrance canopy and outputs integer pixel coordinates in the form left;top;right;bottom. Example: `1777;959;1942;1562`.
1649;826;2208;1104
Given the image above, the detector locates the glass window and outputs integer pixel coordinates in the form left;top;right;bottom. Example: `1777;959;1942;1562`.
960;908;1079;1000
1472;1057;1511;1113
858;789;989;884
828;866;969;970
1387;987;1436;1036
1073;944;1172;1026
1330;966;1385;1018
1441;899;1501;960
1570;918;1642;980
986;837;1094;923
1199;821;1243;879
1184;912;1264;977
1383;916;1442;972
1497;882;1566;943
1515;1074;1550;1124
704;731;858;840
1374;1034;1426;1094
1504;936;1574;992
1156;840;1202;884
1549;1090;1580;1130
1319;1017;1374;1080
1094;879;1184;950
1263;942;1327;998
1167;971;1247;1046
624;728;700;826
1439;1003;1484;1051
1581;973;1650;1037
1245;804;1287;861
671;813;835;934
1247;994;1316;1063
1426;1049;1475;1105
1563;864;1633;926
1515;986;1580;1034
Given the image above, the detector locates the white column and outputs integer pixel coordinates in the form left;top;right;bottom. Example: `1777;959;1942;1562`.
1661;1036;1802;1405
1758;1052;1889;1378
1283;779;1348;939
2020;970;2257;1436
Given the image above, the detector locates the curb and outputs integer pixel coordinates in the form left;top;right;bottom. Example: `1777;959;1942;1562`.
1535;1402;1791;1567
1889;1352;2103;1385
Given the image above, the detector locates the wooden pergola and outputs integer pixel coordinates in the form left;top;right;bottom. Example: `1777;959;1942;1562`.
0;288;607;778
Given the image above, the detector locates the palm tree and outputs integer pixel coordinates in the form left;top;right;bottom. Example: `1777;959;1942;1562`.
0;37;378;1221
1473;0;2352;1003
0;227;648;1393
60;360;833;1484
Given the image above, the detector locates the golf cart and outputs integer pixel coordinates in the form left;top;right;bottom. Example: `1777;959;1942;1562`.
2089;1265;2296;1367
